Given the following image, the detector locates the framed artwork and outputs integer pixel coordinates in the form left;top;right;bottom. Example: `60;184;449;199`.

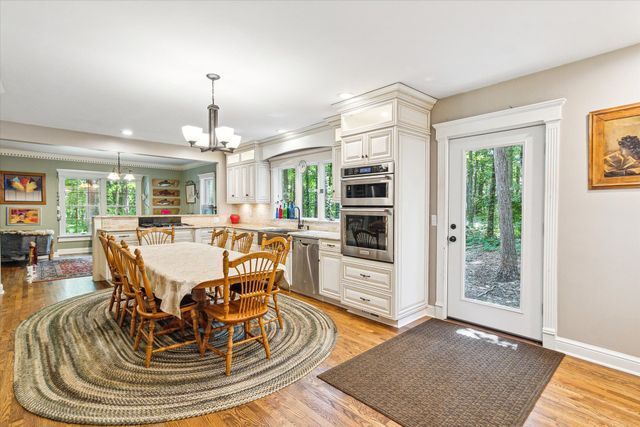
7;207;41;225
589;102;640;189
185;180;197;204
1;171;46;204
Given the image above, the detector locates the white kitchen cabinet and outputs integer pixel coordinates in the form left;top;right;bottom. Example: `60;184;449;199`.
174;228;195;243
319;251;342;300
226;162;270;204
341;128;394;166
367;128;393;162
342;134;365;165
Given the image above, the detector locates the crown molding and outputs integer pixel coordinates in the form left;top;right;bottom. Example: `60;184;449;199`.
332;82;438;113
256;121;332;147
0;147;207;171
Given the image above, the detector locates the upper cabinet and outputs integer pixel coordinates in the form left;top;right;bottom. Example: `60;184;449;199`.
342;128;393;166
341;101;394;136
226;145;270;204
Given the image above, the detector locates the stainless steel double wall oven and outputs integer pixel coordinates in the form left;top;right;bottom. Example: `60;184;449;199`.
340;162;394;263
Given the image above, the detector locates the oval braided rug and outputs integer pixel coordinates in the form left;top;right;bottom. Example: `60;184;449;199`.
14;289;337;425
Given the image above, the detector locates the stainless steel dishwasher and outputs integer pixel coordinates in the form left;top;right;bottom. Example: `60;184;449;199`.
292;236;319;297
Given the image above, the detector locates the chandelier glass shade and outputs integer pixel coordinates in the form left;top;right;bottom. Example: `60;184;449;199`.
108;152;135;181
182;74;241;152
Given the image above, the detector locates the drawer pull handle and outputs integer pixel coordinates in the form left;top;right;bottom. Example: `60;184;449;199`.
359;296;371;302
327;244;336;248
360;273;371;279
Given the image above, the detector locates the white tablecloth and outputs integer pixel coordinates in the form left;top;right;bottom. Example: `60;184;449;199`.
131;242;287;317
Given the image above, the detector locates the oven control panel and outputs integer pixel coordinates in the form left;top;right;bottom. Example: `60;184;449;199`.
342;162;394;178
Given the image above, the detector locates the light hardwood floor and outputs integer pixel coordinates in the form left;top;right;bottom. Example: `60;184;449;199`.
1;262;639;426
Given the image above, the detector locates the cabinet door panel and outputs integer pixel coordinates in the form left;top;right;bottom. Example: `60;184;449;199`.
367;128;393;162
320;252;342;299
342;134;365;165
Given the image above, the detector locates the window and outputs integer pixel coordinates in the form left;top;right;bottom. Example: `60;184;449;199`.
63;178;101;235
198;172;216;214
272;151;340;221
106;180;137;215
58;169;141;237
281;168;296;207
302;165;318;218
324;163;341;220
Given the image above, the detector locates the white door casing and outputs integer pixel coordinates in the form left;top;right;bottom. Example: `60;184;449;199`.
433;98;565;349
447;126;545;340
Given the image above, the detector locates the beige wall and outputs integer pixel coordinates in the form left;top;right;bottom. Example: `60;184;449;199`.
429;43;640;356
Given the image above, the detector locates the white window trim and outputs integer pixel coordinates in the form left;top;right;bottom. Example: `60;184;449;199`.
57;169;142;238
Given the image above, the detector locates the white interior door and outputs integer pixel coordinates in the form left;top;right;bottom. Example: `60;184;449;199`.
447;126;544;340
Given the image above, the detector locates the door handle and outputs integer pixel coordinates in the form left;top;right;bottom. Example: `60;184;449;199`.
449;236;457;242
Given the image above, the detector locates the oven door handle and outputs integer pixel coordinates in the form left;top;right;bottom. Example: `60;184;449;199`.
341;175;393;184
341;208;393;214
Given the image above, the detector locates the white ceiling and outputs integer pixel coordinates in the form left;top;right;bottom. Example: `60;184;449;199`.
1;1;639;146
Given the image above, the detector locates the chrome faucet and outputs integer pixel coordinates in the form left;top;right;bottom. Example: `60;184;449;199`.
294;206;304;229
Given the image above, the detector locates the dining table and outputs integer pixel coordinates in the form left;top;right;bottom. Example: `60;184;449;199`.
130;242;288;319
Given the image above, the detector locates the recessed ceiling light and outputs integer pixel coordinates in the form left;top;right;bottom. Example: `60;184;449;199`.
339;92;354;100
277;129;288;134
121;129;133;136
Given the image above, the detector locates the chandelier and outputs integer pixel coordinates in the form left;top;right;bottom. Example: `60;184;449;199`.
107;152;135;181
182;73;241;152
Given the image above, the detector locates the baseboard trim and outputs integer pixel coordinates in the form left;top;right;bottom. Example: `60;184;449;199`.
555;336;640;377
55;248;92;256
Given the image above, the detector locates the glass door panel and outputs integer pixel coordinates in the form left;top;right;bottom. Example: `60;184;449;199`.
463;145;523;309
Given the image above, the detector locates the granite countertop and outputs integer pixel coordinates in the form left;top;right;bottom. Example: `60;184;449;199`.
98;223;341;240
287;230;341;240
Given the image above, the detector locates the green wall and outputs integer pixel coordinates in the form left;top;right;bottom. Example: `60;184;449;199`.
181;163;217;214
0;154;215;251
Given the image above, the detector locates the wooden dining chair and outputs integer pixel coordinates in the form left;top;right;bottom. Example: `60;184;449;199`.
118;247;202;368
109;240;139;338
136;226;175;245
230;230;253;254
98;231;125;320
201;250;279;376
210;228;229;248
260;235;292;329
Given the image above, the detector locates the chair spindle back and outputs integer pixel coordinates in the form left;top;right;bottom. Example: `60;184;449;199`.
260;235;291;264
221;251;278;318
230;231;254;254
136;226;175;245
211;228;229;248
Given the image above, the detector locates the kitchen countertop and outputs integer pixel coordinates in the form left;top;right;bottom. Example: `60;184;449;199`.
287;230;341;240
98;223;341;240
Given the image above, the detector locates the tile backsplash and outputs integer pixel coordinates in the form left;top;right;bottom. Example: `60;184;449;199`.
234;203;340;232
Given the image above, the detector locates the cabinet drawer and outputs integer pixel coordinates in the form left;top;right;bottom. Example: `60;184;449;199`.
342;283;392;317
342;259;392;292
319;239;340;253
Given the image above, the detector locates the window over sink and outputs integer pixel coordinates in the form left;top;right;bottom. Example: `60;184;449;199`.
272;149;340;221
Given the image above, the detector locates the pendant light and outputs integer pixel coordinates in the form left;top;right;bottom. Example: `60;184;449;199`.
108;152;135;181
182;73;242;152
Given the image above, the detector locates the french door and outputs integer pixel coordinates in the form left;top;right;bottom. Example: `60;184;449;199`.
447;126;544;340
